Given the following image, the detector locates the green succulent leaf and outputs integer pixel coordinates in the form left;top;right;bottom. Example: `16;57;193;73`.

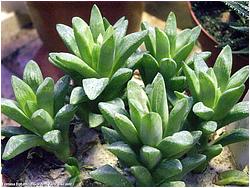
2;134;45;160
155;27;170;61
189;26;201;43
31;109;54;135
158;131;194;159
193;56;209;74
175;29;191;52
1;126;31;137
114;113;141;146
101;127;122;144
54;75;70;113
90;164;132;187
213;84;245;120
159;58;177;80
160;181;185;187
128;99;145;131
227;65;249;90
150;73;169;131
131;166;153;186
199;121;217;136
36;77;54;117
153;159;182;184
141;21;156;56
56;24;80;57
218;101;249;127
1;99;34;133
114;30;147;72
82;78;109;100
90;4;105;42
173;42;194;67
43;130;62;145
24;100;38;118
164;12;177;57
169;76;187;92
164;98;189;137
11;76;36;114
107;142;140;167
212;128;249;147
140;112;162;147
89;113;105;128
23;60;44;92
114;18;128;46
70;87;88;105
193;102;214;120
141;53;159;84
140;146;162;169
213;45;232;91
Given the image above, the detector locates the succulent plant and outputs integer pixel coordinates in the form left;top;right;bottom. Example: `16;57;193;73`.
1;61;77;162
90;73;206;186
49;5;147;128
136;12;209;98
181;45;249;171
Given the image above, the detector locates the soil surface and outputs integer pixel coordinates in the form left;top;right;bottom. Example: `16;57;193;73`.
191;1;248;52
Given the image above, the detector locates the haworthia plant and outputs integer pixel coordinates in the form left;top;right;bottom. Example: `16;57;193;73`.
90;73;206;186
1;61;77;162
49;5;147;127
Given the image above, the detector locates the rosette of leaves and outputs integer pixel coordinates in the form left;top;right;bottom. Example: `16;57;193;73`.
48;5;147;128
181;45;249;171
137;12;210;97
90;73;206;186
1;61;77;162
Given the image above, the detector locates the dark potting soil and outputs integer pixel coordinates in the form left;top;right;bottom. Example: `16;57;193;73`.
191;1;249;52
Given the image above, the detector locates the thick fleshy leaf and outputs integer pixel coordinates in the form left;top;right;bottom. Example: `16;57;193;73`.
175;29;191;52
91;43;101;70
182;63;200;100
159;58;177;80
125;51;144;69
160;181;185;187
36;77;54;117
101;68;132;100
82;78;109;100
218;101;249;127
141;21;156;56
90;165;132;187
153;159;182;184
213;84;245;120
140;112;162;147
150;73;169;131
164;98;188;137
191;130;202;144
11;76;36;113
49;53;99;78
43;130;62;145
114;30;147;72
131;166;153;186
128;99;145;131
98;33;115;77
227;65;249;90
101;127;122;144
214;170;249;186
193;102;214;120
1;99;35;133
155;28;170;61
127;80;150;113
72;17;93;65
90;5;105;42
173;42;194;67
31;109;54;135
56;24;80;57
114;18;128;46
188;26;201;43
98;99;128;127
54;104;78;132
213;45;232;91
89;113;105;128
193;56;209;74
169;76;187;91
2;134;45;160
199;71;217;108
141;54;159;84
107;142;140;167
140;146;162;169
24;100;38;117
164;12;177;56
199;121;217;136
23;60;43;92
1;126;31;137
114;113;140;146
212;128;249;147
54;75;70;113
158;131;194;158
186;51;211;65
70;87;88;105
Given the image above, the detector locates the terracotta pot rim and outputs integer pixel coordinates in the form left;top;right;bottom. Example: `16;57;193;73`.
187;1;219;45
